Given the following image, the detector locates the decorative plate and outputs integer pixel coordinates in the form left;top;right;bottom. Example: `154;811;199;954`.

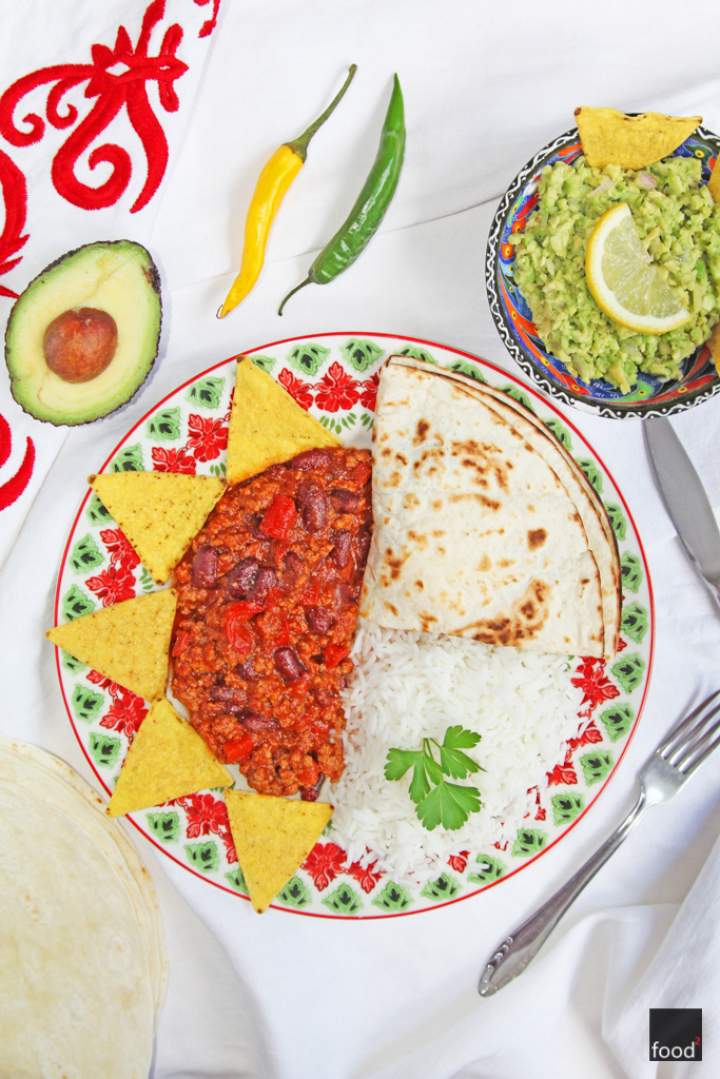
54;333;654;918
485;126;720;419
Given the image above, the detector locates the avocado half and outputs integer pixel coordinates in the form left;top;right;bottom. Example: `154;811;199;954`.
5;240;162;426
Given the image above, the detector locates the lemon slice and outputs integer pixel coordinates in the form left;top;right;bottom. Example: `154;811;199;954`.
585;203;691;334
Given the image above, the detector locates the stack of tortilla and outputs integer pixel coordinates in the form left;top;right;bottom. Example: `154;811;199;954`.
0;738;165;1078
361;357;620;659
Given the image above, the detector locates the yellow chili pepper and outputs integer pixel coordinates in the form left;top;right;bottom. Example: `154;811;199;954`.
218;64;357;318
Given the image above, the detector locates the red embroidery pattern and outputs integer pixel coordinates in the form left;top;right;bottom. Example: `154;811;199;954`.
0;0;188;214
0;149;28;299
0;412;35;510
194;0;222;38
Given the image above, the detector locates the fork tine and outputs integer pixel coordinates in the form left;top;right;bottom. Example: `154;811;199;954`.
677;724;720;777
665;701;720;767
659;689;720;759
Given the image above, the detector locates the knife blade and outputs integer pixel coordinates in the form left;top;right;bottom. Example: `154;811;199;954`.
644;417;720;604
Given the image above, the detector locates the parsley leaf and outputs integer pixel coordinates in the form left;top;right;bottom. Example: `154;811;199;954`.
416;780;482;831
384;726;483;830
438;725;483;779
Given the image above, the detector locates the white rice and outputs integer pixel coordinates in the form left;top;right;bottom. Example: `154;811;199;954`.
331;621;584;884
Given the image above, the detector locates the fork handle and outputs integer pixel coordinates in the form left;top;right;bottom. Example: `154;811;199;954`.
478;789;647;996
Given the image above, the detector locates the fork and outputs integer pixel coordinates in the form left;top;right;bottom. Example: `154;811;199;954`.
478;689;720;996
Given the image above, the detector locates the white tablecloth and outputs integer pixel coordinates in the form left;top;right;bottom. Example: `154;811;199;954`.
1;2;719;1077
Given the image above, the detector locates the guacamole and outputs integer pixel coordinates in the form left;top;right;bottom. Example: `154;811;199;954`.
511;156;720;391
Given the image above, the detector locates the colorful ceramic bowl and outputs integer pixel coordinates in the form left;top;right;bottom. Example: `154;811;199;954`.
485;125;720;419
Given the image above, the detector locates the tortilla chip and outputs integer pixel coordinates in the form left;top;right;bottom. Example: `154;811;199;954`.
708;322;720;377
708;161;720;205
47;590;176;700
575;107;701;169
227;358;339;485
90;472;224;583
224;791;333;912
107;699;232;816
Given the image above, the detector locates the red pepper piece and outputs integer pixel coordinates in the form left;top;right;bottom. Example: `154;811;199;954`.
224;732;254;763
260;494;297;539
224;609;254;655
225;599;264;623
324;643;350;668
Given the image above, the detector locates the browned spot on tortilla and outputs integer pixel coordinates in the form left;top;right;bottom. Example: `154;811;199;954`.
461;579;550;647
381;446;392;458
448;492;501;511
402;491;420;510
437;546;446;556
418;611;438;633
388;470;402;488
396;452;408;466
383;547;407;581
528;504;535;513
580;577;589;585
431;530;445;538
498;558;512;568
414;418;430;444
527;528;547;550
432;499;443;511
384;602;399;617
477;554;491;572
414;579;424;591
408;529;428;550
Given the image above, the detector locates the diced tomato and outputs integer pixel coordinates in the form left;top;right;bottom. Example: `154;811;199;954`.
224;732;253;763
350;459;371;485
225;599;264;623
260;494;297;539
274;616;291;646
224;610;254;655
300;578;323;605
324;643;350;668
171;628;191;658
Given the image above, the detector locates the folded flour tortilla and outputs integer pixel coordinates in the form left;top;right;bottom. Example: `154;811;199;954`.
0;738;165;1078
361;358;621;659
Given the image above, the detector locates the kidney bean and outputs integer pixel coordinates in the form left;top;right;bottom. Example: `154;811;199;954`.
225;557;260;598
330;529;352;568
274;646;306;683
293;448;332;471
354;529;372;566
234;659;257;680
239;710;279;733
191;545;218;588
304;606;336;634
283;550;304;586
297;479;328;533
253;565;278;601
209;683;246;713
330;487;360;512
300;773;325;801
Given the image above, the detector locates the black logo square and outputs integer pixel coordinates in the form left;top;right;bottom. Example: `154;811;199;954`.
650;1008;702;1062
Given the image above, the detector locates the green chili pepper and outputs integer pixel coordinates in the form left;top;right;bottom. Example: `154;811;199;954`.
278;74;405;315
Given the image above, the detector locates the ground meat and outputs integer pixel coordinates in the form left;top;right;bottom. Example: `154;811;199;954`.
171;446;372;796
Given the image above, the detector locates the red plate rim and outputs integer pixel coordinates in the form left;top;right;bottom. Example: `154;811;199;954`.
53;331;655;920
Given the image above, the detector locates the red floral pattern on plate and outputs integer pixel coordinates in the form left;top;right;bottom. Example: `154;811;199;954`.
177;791;230;838
303;841;346;890
100;527;140;570
100;686;147;741
278;367;314;410
571;657;621;716
347;858;383;894
186;413;228;461
448;850;470;873
358;373;380;411
152;445;197;474
314;362;359;413
86;563;136;605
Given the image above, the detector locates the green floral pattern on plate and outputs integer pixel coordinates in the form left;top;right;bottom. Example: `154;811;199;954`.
53;335;652;917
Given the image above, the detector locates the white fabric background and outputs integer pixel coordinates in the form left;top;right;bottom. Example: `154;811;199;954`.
1;2;719;1077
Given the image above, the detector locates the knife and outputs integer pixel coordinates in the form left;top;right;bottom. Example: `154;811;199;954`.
644;416;720;607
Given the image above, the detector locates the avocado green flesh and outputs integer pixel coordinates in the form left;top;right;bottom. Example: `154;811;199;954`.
5;240;162;425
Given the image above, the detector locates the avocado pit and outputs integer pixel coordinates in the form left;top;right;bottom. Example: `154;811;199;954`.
43;307;118;383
